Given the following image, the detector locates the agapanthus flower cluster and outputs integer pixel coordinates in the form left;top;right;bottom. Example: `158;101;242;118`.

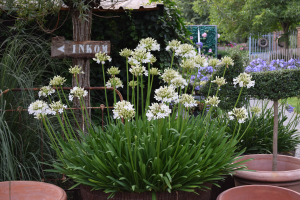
180;58;196;70
233;72;255;88
286;104;295;113
166;39;181;52
250;106;261;114
146;103;171;121
129;65;146;76
129;48;152;64
38;86;55;97
107;66;120;76
194;55;208;68
93;52;112;64
175;44;196;58
170;75;188;89
161;68;180;83
154;86;178;103
106;77;123;88
208;58;221;68
149;54;157;63
221;56;234;67
149;68;160;75
49;101;67;114
69;65;84;75
178;94;197;108
50;76;66;86
129;80;137;88
205;96;220;107
228;107;248;123
69;87;88;101
113;101;135;120
212;76;227;87
120;48;133;58
245;58;300;73
28;100;55;117
137;37;160;51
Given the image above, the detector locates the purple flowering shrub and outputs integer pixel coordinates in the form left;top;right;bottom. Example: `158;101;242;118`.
245;58;300;73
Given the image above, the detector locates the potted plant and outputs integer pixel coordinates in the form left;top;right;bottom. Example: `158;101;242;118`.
27;38;256;200
233;59;300;192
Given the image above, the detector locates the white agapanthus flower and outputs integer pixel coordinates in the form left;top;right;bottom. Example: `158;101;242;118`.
154;86;178;103
161;68;180;83
194;55;208;68
69;65;84;75
38;86;55;98
211;76;227;87
113;101;135;120
129;80;137;88
208;58;221;68
129;65;146;76
149;68;160;76
107;66;120;76
129;48;152;64
28;100;55;117
137;37;160;51
178;94;197;108
49;76;66;86
205;96;220;107
170;75;188;89
180;58;196;70
166;39;181;52
221;56;234;67
120;48;133;58
233;72;255;88
49;101;67;114
228;107;248;123
93;52;112;64
251;106;261;115
69;87;88;101
146;103;171;121
175;44;197;58
106;77;123;88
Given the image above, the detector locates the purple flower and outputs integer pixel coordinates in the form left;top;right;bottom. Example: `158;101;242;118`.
286;104;295;113
190;75;196;80
201;76;209;81
196;42;203;49
195;86;200;91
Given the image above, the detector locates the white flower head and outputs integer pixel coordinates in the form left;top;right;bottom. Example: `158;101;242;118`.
228;107;248;123
194;55;208;68
221;56;234;67
149;54;157;64
161;68;180;83
146;103;171;121
205;96;220;107
49;76;66;86
49;101;67;114
38;86;55;98
129;65;146;76
251;106;261;115
93;52;111;64
69;87;88;101
175;44;196;58
149;68;161;76
154;86;178;103
113;101;135;121
28;100;55;117
107;66;120;76
130;48;153;64
233;72;255;88
208;58;221;68
170;75;188;89
69;65;84;75
211;76;227;87
166;40;181;52
106;77;123;89
129;80;137;88
137;37;160;51
179;94;197;108
180;58;196;70
120;48;133;58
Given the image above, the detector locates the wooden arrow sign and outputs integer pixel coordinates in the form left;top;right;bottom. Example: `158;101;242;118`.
51;36;111;59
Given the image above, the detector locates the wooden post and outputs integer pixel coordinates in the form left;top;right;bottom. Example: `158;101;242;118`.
272;100;278;171
296;27;300;59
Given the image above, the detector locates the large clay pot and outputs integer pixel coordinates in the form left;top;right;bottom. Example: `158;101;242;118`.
0;181;67;200
233;154;300;193
217;185;300;200
80;183;212;200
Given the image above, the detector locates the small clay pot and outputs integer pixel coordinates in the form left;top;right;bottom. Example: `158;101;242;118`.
217;185;300;200
0;181;67;200
233;154;300;193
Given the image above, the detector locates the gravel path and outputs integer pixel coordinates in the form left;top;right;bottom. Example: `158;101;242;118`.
249;99;300;158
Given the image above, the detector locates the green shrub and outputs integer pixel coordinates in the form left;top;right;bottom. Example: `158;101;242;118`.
217;50;230;58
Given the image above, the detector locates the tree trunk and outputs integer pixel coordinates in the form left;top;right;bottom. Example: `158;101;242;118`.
71;8;92;131
272;100;278;171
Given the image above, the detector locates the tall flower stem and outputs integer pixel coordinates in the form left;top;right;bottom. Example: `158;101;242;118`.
125;120;137;182
102;64;110;123
222;65;228;77
184;70;192;93
238;116;255;141
126;58;129;101
132;76;136;110
234;87;243;108
146;63;151;109
136;76;139;120
170;51;175;69
141;78;144;118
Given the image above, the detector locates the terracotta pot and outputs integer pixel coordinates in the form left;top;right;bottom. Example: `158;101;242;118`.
217;185;300;200
80;183;212;200
233;154;300;193
0;181;67;200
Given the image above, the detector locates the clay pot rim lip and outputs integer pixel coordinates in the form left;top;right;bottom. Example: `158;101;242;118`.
217;185;300;199
234;154;300;182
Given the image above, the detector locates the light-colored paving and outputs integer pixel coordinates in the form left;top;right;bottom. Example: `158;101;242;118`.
249;99;300;158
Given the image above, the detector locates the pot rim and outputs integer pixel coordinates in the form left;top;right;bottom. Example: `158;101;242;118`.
217;185;300;200
234;154;300;182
